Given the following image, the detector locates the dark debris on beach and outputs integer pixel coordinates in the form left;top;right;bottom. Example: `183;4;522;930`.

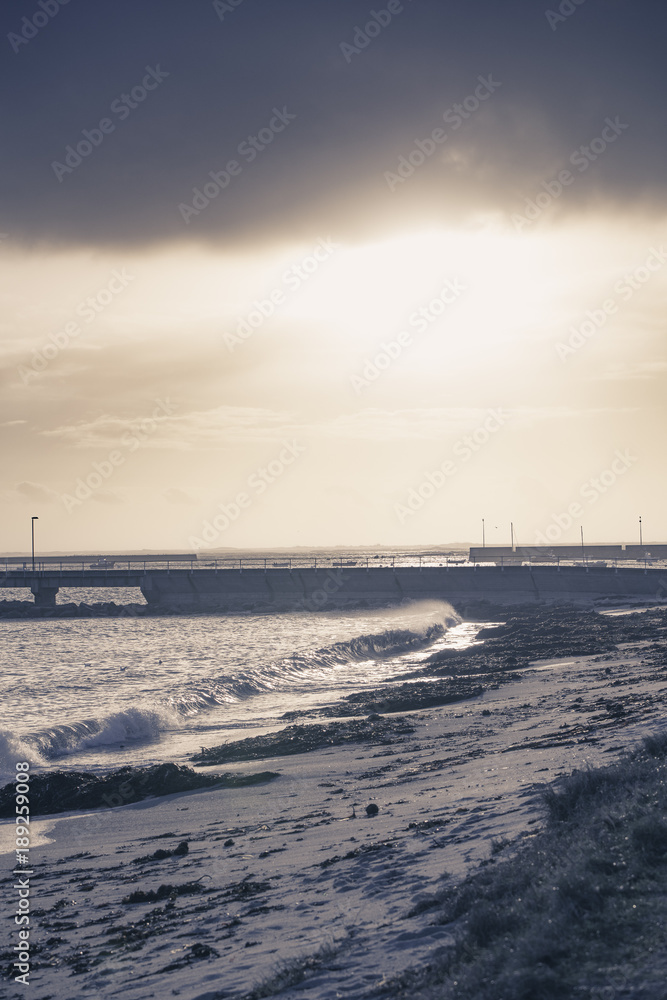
192;716;417;766
0;762;279;818
286;677;489;719
447;602;667;660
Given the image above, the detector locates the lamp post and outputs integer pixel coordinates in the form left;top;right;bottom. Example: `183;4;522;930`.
580;525;585;565
482;518;485;548
31;516;38;572
639;515;643;547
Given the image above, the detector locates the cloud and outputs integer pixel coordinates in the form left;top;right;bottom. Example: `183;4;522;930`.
40;405;301;449
14;481;60;503
1;1;666;249
38;403;638;454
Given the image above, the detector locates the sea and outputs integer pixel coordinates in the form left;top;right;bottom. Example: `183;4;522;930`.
0;586;488;787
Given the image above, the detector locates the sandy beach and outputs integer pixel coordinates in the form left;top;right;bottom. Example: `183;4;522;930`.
2;606;666;999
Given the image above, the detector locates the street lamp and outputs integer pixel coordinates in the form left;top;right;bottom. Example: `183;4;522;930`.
31;516;38;572
482;518;485;548
639;515;643;547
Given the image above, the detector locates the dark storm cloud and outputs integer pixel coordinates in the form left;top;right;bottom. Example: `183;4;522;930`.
1;0;665;247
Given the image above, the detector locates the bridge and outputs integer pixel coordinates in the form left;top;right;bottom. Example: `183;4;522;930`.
0;554;195;607
1;558;666;611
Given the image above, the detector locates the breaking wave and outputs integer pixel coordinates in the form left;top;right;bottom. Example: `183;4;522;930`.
0;729;48;784
8;608;459;760
167;620;454;714
22;707;175;761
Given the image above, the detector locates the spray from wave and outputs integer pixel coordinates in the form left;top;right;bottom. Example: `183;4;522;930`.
22;707;177;761
0;729;48;784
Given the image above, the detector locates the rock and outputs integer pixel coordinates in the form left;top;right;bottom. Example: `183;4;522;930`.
365;803;379;817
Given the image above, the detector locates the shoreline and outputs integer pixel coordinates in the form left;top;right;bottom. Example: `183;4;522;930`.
6;600;661;816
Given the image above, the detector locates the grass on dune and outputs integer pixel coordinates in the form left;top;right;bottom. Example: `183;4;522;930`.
378;729;667;1000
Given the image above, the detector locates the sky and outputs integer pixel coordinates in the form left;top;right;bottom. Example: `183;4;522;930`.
1;0;666;553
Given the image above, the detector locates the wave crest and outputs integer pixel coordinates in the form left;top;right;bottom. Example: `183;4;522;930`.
309;623;447;665
27;707;175;760
11;607;459;758
168;619;454;714
0;729;47;784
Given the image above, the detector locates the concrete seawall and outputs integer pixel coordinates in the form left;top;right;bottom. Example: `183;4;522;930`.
139;566;667;613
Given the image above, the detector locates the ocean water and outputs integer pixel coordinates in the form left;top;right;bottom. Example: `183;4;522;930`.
0;599;486;784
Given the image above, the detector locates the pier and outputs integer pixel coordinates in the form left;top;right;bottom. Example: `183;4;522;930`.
1;557;666;612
